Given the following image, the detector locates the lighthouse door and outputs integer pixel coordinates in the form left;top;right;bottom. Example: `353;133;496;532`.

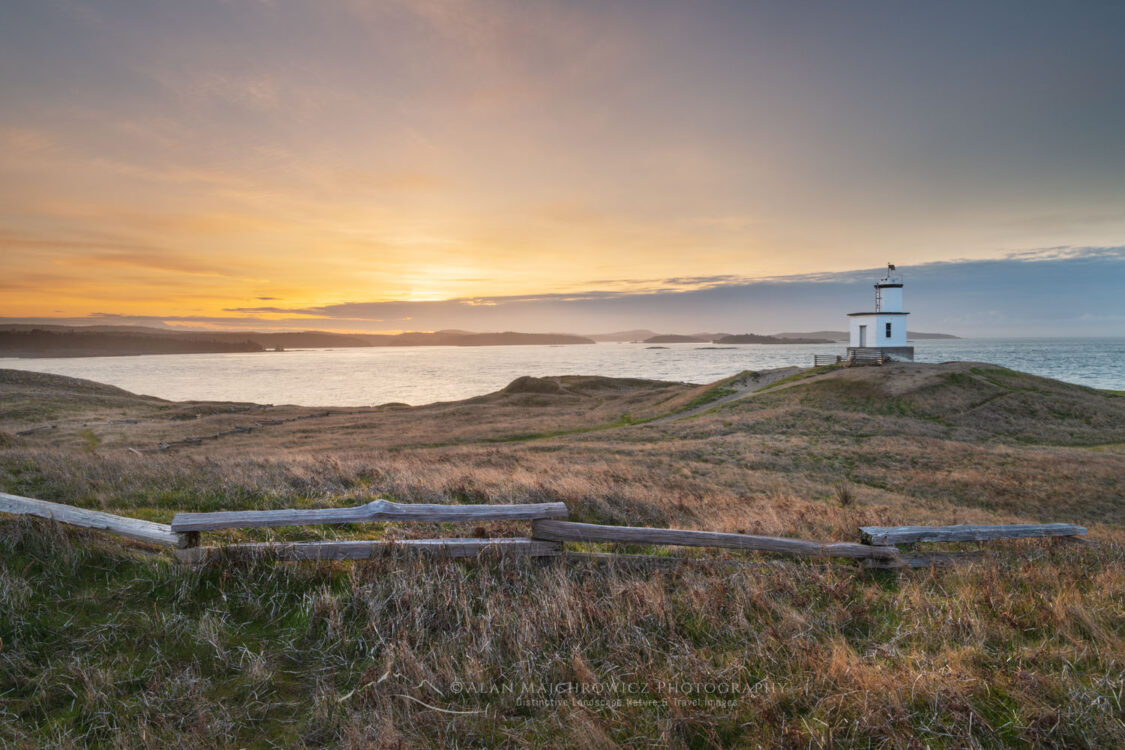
858;325;867;347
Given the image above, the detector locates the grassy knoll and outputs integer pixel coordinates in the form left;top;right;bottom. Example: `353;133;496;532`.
1;363;1124;748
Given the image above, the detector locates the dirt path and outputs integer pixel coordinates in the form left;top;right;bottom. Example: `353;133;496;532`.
650;366;802;424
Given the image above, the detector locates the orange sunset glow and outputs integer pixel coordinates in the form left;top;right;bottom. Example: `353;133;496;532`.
3;1;1125;333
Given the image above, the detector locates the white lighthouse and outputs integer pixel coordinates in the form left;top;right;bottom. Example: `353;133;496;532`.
847;264;914;361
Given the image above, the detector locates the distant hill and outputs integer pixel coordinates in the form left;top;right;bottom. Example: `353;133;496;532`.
377;332;594;347
231;331;375;349
689;332;733;341
587;330;657;342
715;333;835;344
0;325;594;358
0;328;265;358
599;329;960;344
643;334;708;343
773;330;960;342
592;331;734;343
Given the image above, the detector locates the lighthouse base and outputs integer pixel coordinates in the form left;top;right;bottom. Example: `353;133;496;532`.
846;346;915;364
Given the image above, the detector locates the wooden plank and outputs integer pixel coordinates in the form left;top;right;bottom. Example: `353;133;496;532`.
560;551;847;571
175;537;561;564
171;499;569;532
0;491;189;548
859;523;1086;546
532;520;900;561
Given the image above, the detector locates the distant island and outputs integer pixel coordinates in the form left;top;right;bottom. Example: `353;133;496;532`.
0;325;594;358
714;333;835;345
772;330;960;341
643;334;709;343
372;331;594;347
640;332;833;344
0;324;961;358
599;329;958;344
0;328;266;358
592;330;732;342
587;329;660;342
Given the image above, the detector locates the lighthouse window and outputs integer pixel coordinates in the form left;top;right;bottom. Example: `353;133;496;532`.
885;322;892;338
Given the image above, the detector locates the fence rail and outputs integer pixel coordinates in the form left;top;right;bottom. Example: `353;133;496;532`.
0;491;190;548
0;490;1089;571
859;523;1086;546
176;537;561;564
171;499;569;532
531;519;899;561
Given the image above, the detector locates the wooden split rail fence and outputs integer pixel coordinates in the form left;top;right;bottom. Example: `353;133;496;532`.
1;491;191;549
0;490;1088;570
171;499;571;564
848;350;886;366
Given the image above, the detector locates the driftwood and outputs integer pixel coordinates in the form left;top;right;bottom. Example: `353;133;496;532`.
532;520;900;561
0;491;189;548
860;523;1086;546
176;537;560;564
171;499;570;532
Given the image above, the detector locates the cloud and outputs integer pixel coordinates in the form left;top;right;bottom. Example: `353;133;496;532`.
222;306;321;315
68;251;252;278
1001;245;1125;262
0;228;159;254
3;2;1125;330
0;227;264;281
0;128;55;154
5;246;1106;337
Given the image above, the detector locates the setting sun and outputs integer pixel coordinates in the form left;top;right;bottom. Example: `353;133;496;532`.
4;2;1124;332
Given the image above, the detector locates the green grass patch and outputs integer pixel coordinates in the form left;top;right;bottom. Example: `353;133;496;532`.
756;364;839;392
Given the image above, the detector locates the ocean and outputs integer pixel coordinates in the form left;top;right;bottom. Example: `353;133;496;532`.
2;338;1122;406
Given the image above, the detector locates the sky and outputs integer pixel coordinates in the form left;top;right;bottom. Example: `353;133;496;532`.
1;0;1124;335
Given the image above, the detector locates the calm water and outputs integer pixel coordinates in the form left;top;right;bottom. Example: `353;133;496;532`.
2;339;1122;406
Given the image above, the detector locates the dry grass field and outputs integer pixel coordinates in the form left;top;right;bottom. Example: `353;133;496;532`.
1;362;1124;748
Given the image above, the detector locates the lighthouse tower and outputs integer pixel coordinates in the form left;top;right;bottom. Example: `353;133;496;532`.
847;264;914;361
